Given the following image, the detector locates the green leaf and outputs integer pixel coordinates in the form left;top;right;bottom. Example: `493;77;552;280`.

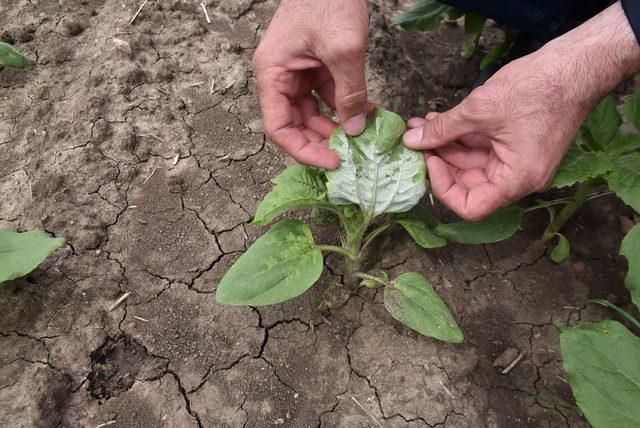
393;1;451;31
463;12;486;34
0;42;36;69
552;143;614;188
326;108;427;217
384;272;463;343
583;96;622;150
620;223;640;311
253;164;327;225
550;233;570;263
0;229;66;284
434;206;523;244
606;133;640;157
461;41;477;59
392;205;446;248
605;153;640;212
479;29;514;71
559;320;640;428
624;91;640;131
216;220;323;306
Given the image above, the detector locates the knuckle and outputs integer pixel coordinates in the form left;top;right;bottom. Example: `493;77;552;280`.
338;87;367;108
429;115;447;140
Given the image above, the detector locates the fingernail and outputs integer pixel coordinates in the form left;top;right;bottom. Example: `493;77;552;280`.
344;113;366;135
403;126;423;147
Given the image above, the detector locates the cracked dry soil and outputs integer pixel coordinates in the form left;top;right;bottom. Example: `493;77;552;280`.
1;1;636;427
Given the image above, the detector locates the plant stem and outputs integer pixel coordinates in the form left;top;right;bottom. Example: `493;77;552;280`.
353;272;388;287
541;178;600;243
361;222;391;254
317;245;355;260
524;199;575;213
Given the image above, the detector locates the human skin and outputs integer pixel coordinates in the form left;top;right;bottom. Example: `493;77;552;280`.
254;1;640;220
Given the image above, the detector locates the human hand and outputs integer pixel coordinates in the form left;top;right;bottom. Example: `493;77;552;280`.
253;0;372;169
403;2;640;221
402;51;588;221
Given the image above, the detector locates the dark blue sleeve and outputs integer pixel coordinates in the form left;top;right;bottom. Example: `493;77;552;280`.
622;0;640;45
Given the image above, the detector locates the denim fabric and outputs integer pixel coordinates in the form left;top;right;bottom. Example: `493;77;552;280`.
439;0;611;39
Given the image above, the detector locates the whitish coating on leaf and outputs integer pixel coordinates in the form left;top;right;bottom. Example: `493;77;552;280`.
216;220;323;306
0;229;66;284
605;153;640;212
253;164;327;225
552;144;613;188
326;108;426;217
384;272;463;343
620;223;640;311
394;1;451;31
559;320;640;428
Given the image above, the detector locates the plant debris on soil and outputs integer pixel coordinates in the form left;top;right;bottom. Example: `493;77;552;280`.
0;1;633;426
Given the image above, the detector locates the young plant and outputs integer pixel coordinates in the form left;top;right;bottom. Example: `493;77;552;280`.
535;91;640;309
537;91;640;426
393;0;514;71
0;42;36;69
0;229;66;284
216;108;523;343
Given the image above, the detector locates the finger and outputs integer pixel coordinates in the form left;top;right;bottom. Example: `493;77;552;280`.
297;95;338;138
428;156;503;221
273;127;340;169
302;128;324;144
454;168;489;188
323;48;368;135
404;105;477;150
408;117;427;128
434;142;489;169
457;132;493;150
316;79;378;119
259;86;339;169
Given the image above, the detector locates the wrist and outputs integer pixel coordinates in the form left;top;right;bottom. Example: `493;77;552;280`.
541;2;640;109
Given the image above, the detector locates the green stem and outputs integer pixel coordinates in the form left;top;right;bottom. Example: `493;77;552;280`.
541;178;600;244
361;223;391;254
353;272;388;287
586;299;640;332
317;245;355;260
524;199;575;213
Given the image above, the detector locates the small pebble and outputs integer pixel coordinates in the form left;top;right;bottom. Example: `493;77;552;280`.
571;261;586;273
274;418;285;425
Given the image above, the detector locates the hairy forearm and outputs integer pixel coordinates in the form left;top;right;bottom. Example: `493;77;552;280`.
543;2;640;109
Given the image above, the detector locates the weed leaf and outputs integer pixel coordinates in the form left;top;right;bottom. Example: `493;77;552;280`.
253;164;327;225
605;153;640;212
384;272;463;342
0;229;66;284
583;96;622;150
552;143;613;188
434;206;523;244
550;233;570;263
393;0;451;31
559;320;640;427
216;220;323;306
326;108;426;217
0;42;36;69
621;223;640;311
624;90;640;131
392;205;446;248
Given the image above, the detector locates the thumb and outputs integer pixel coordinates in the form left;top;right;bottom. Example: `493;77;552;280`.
325;52;368;135
403;105;477;150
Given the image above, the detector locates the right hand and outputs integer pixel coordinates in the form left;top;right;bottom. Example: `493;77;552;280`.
253;0;371;169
